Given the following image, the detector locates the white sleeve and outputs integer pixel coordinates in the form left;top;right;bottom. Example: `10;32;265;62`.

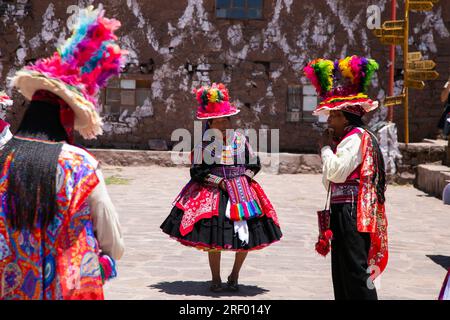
89;169;125;260
321;132;363;187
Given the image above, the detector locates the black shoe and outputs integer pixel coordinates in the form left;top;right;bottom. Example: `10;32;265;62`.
226;276;239;292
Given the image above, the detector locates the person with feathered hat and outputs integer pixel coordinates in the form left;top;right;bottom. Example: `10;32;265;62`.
160;83;282;293
304;56;388;300
0;6;126;299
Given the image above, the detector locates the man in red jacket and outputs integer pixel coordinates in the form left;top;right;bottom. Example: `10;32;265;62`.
304;56;388;300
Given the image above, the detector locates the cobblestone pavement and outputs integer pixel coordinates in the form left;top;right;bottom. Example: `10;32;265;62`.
102;166;450;300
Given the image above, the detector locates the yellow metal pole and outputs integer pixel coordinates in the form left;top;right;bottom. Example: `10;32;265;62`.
404;0;410;144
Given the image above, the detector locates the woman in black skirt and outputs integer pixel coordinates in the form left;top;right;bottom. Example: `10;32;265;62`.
161;83;282;292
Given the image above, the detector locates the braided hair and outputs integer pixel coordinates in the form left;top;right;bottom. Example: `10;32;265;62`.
0;100;68;230
343;111;386;204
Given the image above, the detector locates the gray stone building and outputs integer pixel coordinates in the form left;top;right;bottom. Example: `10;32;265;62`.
0;0;449;152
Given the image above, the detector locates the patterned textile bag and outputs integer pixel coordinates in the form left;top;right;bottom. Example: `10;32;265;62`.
316;186;333;256
225;176;263;221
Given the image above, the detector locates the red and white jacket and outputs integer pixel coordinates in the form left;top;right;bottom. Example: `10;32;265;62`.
321;126;389;279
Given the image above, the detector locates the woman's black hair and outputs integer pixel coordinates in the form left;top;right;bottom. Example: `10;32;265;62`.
0;100;67;230
16;100;69;142
343;111;386;204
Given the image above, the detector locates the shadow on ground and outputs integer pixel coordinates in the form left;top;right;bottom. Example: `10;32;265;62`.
149;281;269;297
427;255;450;270
416;194;439;198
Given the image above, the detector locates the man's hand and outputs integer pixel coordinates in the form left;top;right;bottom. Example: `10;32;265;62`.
319;128;334;150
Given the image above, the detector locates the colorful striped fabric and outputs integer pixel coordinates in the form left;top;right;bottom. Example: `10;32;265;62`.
225;176;262;221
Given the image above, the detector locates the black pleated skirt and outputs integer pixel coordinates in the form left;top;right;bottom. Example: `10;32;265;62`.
160;189;282;252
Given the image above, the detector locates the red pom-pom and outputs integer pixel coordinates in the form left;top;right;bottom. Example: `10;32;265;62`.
324;229;333;241
315;237;331;256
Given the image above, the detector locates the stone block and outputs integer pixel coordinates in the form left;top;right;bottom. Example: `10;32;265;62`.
148;139;169;151
416;164;450;199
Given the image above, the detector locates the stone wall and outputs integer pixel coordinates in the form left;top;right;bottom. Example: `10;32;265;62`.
89;138;446;182
1;0;449;152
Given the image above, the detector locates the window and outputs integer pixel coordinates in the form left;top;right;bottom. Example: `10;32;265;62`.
101;76;152;117
302;85;318;121
216;0;263;19
286;85;318;122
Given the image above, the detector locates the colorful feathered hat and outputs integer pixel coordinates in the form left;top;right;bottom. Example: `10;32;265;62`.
193;83;240;120
11;6;128;139
304;55;380;117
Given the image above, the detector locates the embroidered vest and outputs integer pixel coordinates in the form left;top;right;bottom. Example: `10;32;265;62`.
0;143;103;300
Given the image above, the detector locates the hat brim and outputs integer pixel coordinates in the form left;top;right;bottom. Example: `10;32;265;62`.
197;108;240;120
313;98;379;116
12;70;103;139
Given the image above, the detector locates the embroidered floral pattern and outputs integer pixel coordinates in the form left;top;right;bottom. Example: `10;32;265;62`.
177;182;221;236
357;131;388;278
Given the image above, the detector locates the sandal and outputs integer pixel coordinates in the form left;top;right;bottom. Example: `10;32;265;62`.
209;282;223;293
226;276;239;292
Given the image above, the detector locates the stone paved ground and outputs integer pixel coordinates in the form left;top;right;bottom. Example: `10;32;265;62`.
102;166;450;300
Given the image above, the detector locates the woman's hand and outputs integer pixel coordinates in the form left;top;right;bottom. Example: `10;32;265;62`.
219;180;227;192
244;171;254;181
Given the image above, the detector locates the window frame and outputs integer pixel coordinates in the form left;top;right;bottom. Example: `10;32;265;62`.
301;85;318;122
286;84;318;123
